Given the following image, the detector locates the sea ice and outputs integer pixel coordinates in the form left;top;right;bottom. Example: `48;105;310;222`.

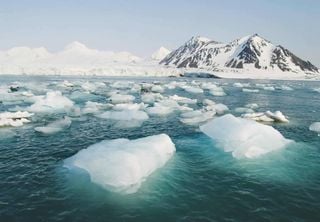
200;114;292;159
96;110;149;121
108;94;135;104
242;111;289;123
309;122;320;136
64;134;176;193
29;91;74;113
35;117;72;134
0;111;33;127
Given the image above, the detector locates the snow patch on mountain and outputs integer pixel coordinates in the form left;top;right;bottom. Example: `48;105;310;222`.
151;47;171;61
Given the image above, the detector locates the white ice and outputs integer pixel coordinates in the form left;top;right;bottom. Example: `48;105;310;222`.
35;117;72;134
64;134;176;194
28;91;74;113
309;122;320;136
200;114;292;159
0;111;33;127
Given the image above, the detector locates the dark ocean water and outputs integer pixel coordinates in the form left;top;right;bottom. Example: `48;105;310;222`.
0;75;319;222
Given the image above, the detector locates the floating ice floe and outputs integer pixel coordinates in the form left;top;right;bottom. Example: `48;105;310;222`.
245;103;259;109
64;134;176;194
146;103;174;116
180;110;215;125
0;111;33;127
113;103;147;111
28;91;74;113
96;110;149;121
278;85;293;91
205;103;229;115
108;94;135;104
169;95;197;104
200;114;292;159
242;88;259;93
151;85;164;93
209;85;226;96
182;86;204;94
82;101;111;114
309;122;320;136
234;107;254;114
35;117;72;134
141;93;163;104
242;111;289;123
233;82;250;88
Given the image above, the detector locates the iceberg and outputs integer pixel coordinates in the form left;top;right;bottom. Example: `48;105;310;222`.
200;114;292;159
64;134;176;194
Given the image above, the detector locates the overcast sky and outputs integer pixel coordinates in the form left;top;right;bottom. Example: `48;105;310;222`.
0;0;319;65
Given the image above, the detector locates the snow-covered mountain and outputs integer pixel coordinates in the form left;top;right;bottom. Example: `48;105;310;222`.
151;47;171;61
160;34;319;74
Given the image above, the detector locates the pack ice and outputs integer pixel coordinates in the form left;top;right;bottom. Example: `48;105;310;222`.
64;134;176;194
200;114;292;159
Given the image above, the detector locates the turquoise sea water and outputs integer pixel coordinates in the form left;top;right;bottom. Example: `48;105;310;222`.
0;75;320;222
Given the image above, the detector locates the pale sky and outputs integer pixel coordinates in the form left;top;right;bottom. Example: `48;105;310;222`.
0;0;319;65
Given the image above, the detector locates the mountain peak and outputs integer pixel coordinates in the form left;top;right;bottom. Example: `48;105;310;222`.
161;34;318;74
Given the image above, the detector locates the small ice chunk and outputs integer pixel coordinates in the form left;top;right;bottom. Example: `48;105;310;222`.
146;104;173;116
151;85;164;93
64;134;176;193
108;94;135;104
113;103;147;111
82;101;111;114
234;107;254;114
141;93;163;104
203;99;215;106
97;110;149;121
29;91;74;113
242;88;259;93
0;111;34;127
278;85;293;91
263;86;275;91
169;95;197;104
180;110;215;125
35;117;72;134
183;86;204;94
309;122;320;136
265;111;289;123
245;103;259;109
200;114;292;159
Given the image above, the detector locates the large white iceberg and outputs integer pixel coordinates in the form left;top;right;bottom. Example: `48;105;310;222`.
200;114;292;159
64;134;176;194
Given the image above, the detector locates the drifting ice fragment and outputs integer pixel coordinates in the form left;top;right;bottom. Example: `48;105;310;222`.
200;114;292;159
309;122;320;136
64;134;176;193
35;117;72;134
